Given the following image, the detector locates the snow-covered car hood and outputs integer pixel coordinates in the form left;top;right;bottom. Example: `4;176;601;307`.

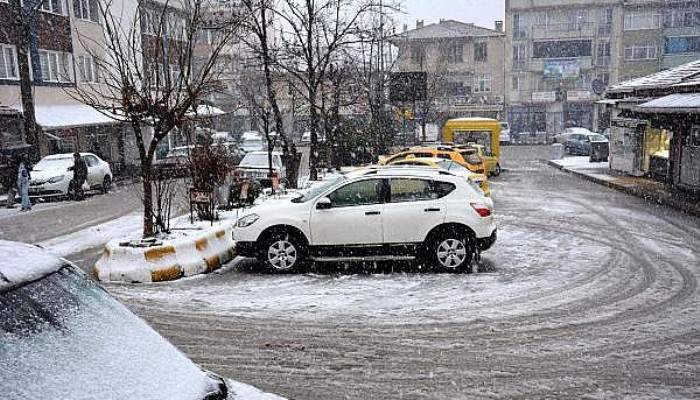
30;166;72;182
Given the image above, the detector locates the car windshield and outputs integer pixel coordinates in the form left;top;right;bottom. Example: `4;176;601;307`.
292;175;346;203
589;134;607;141
240;153;274;167
34;157;73;170
243;139;263;147
437;160;470;174
453;131;492;154
0;266;212;400
168;148;190;157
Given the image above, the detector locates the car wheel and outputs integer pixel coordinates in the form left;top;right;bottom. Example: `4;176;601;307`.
102;175;112;194
258;231;306;273
493;163;502;177
427;231;473;273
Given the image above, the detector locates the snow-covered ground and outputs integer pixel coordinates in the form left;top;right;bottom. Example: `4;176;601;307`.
100;147;700;399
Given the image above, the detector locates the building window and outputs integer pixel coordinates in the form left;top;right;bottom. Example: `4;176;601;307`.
0;44;19;80
474;42;487;62
665;36;700;54
441;42;462;64
596;40;611;66
410;44;425;65
77;55;99;83
73;0;100;23
533;40;592;58
474;74;491;93
513;13;527;38
624;10;662;30
141;9;157;35
512;44;527;69
664;8;700;28
512;76;520;91
598;8;613;35
39;50;72;82
624;44;657;61
40;0;64;15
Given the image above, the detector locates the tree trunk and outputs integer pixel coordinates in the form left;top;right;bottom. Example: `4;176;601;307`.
16;5;40;160
309;86;319;181
141;163;155;238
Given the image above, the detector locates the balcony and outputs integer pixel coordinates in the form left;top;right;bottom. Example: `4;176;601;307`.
531;22;596;40
529;57;593;73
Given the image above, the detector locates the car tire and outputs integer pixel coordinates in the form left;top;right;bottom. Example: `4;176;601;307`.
426;230;474;273
257;230;306;273
493;163;502;177
102;175;112;194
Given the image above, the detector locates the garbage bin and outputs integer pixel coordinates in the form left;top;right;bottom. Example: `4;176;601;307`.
551;143;565;160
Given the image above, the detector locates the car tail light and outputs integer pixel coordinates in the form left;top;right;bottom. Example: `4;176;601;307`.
470;202;491;217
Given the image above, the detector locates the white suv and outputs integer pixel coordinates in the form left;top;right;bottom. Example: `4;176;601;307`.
233;167;497;272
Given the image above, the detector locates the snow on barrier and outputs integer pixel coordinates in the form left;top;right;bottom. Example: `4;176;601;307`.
93;224;236;283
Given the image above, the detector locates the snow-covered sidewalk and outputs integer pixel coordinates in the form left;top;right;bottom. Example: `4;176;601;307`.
548;156;700;217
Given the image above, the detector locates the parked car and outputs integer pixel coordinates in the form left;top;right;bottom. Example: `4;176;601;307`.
0;240;282;400
388;157;491;197
29;153;112;198
380;146;487;175
565;133;609;158
233;167;497;273
300;131;326;144
154;146;193;176
499;122;511;144
553;127;596;144
235;151;286;186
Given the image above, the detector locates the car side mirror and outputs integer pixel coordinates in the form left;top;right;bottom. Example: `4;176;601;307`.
316;197;332;210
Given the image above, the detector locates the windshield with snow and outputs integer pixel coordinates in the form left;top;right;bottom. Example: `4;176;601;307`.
0;266;212;400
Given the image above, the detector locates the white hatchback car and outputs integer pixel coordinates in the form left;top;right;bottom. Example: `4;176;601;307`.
29;153;113;198
233;167;497;272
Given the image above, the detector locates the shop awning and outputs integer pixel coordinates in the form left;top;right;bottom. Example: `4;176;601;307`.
13;104;119;129
637;93;700;114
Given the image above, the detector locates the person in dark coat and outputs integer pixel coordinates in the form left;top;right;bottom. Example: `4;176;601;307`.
71;152;88;200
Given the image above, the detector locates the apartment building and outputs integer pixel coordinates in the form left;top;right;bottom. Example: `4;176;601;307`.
394;19;506;129
505;0;700;135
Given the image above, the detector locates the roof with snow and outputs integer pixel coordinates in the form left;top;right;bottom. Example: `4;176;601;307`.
607;59;700;94
11;104;119;129
399;20;504;41
637;93;700;113
0;241;64;292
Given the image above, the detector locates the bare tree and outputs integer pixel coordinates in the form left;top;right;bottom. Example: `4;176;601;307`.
70;0;243;237
273;0;381;180
239;0;299;186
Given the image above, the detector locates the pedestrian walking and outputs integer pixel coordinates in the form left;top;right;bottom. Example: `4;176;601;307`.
70;152;88;201
17;155;31;211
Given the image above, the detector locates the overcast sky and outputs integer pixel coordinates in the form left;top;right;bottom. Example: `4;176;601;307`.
396;0;506;31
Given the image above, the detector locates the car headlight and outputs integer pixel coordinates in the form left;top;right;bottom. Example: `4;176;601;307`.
48;175;64;183
237;213;260;228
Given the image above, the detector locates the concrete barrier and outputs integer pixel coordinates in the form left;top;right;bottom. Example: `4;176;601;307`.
93;224;236;283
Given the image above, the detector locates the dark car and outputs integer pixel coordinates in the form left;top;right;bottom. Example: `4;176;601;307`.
0;241;283;400
564;133;608;159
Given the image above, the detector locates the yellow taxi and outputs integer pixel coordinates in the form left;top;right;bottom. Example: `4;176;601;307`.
380;146;487;175
388;156;491;197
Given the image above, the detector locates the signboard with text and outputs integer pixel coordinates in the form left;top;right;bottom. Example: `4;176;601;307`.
532;91;557;103
543;60;580;79
567;90;591;102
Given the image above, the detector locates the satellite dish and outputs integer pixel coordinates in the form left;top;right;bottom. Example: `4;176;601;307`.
592;79;607;95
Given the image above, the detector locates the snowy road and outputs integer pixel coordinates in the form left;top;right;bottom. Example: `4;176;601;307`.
103;146;699;399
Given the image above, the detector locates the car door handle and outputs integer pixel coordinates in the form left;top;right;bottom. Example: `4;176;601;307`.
424;208;441;212
365;211;381;216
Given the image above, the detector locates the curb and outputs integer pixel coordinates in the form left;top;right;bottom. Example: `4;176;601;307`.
546;160;700;218
93;224;236;283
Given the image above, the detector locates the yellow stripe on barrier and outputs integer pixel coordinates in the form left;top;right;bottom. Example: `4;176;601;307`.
102;248;111;258
205;255;221;272
215;230;226;239
195;238;208;251
92;265;100;279
144;246;176;262
151;265;184;282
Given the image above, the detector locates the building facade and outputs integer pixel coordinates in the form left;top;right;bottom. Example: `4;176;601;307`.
505;0;700;137
394;19;506;136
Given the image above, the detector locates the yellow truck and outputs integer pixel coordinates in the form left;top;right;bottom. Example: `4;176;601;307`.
442;118;502;176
